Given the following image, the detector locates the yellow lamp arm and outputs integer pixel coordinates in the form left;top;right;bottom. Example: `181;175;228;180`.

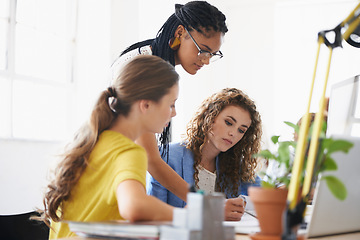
302;47;333;198
287;2;360;211
283;3;360;240
287;38;323;210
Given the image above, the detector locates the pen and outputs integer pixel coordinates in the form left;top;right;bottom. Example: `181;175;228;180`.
244;210;258;219
238;195;257;218
238;195;247;204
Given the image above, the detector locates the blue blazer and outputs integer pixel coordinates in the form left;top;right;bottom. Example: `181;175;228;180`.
147;142;261;208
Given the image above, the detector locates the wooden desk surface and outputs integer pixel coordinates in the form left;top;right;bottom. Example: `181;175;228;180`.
60;232;360;240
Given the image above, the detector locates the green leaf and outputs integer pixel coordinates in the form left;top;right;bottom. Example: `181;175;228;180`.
320;121;327;138
321;138;332;149
284;121;299;134
289;141;297;148
253;150;276;160
278;141;291;164
323;175;347;200
315;150;325;169
271;135;280;144
326;139;354;155
322;156;337;171
277;176;290;187
261;180;276;189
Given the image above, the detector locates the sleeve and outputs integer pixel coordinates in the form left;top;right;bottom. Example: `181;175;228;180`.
147;142;188;207
242;175;261;211
240;175;262;196
111;147;148;194
147;175;169;204
110;49;140;83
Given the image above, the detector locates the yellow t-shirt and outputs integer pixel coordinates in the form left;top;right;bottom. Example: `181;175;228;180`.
49;130;147;239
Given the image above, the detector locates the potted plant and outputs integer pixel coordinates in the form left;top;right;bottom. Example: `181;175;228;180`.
248;120;354;239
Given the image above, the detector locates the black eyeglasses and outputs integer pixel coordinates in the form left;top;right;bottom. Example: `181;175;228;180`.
185;28;223;63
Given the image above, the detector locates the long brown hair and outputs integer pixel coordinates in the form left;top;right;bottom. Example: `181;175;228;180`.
39;55;179;225
185;88;262;197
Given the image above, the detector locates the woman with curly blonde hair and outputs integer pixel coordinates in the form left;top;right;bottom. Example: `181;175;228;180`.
148;88;262;221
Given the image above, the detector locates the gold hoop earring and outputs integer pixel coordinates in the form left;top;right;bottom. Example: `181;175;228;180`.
169;37;181;50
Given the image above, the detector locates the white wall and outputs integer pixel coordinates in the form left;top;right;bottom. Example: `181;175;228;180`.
1;0;359;214
272;0;360;140
108;0;360;143
0;139;63;214
0;0;112;215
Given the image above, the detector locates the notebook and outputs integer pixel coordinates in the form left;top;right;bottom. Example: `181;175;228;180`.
302;135;360;237
67;220;171;239
223;210;259;234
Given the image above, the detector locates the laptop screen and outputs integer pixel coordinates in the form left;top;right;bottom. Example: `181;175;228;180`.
305;135;360;237
327;75;360;137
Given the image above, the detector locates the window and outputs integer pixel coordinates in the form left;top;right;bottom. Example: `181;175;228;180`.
0;0;77;141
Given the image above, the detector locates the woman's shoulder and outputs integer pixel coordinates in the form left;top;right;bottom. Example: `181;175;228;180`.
165;142;183;158
168;142;189;153
120;45;152;62
111;46;152;81
165;142;194;174
169;141;185;149
99;130;144;153
167;142;194;161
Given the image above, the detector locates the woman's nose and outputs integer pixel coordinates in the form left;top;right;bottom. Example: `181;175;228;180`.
171;107;177;118
201;57;210;65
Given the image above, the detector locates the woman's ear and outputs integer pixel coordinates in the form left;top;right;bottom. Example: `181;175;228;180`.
174;25;185;38
139;100;150;113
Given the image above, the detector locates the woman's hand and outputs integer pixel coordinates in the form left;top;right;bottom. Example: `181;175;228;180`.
224;197;246;221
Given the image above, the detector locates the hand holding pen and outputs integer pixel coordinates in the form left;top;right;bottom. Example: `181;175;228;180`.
239;194;258;219
224;196;247;221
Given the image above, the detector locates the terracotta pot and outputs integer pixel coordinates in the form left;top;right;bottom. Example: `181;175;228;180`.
248;186;288;236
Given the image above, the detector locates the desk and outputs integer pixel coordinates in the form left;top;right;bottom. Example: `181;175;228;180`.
60;232;360;240
235;232;360;240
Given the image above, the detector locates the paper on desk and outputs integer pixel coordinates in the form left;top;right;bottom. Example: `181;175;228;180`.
223;212;260;234
224;205;312;235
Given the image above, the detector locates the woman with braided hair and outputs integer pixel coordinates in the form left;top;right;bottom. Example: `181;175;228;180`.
111;1;228;203
38;55;180;239
148;88;262;221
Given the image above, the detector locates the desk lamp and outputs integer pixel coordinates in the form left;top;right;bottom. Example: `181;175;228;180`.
282;3;360;240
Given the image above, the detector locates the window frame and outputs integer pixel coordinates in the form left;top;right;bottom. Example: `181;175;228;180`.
0;0;78;141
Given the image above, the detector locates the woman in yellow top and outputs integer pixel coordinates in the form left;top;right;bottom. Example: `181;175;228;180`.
38;55;179;239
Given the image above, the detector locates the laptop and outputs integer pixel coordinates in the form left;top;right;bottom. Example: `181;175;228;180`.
302;135;360;238
224;136;360;237
327;75;360;137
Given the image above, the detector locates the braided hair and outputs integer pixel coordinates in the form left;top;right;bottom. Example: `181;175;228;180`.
121;1;228;65
119;1;228;155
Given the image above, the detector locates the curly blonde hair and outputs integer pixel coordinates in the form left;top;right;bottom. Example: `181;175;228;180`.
185;88;262;197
